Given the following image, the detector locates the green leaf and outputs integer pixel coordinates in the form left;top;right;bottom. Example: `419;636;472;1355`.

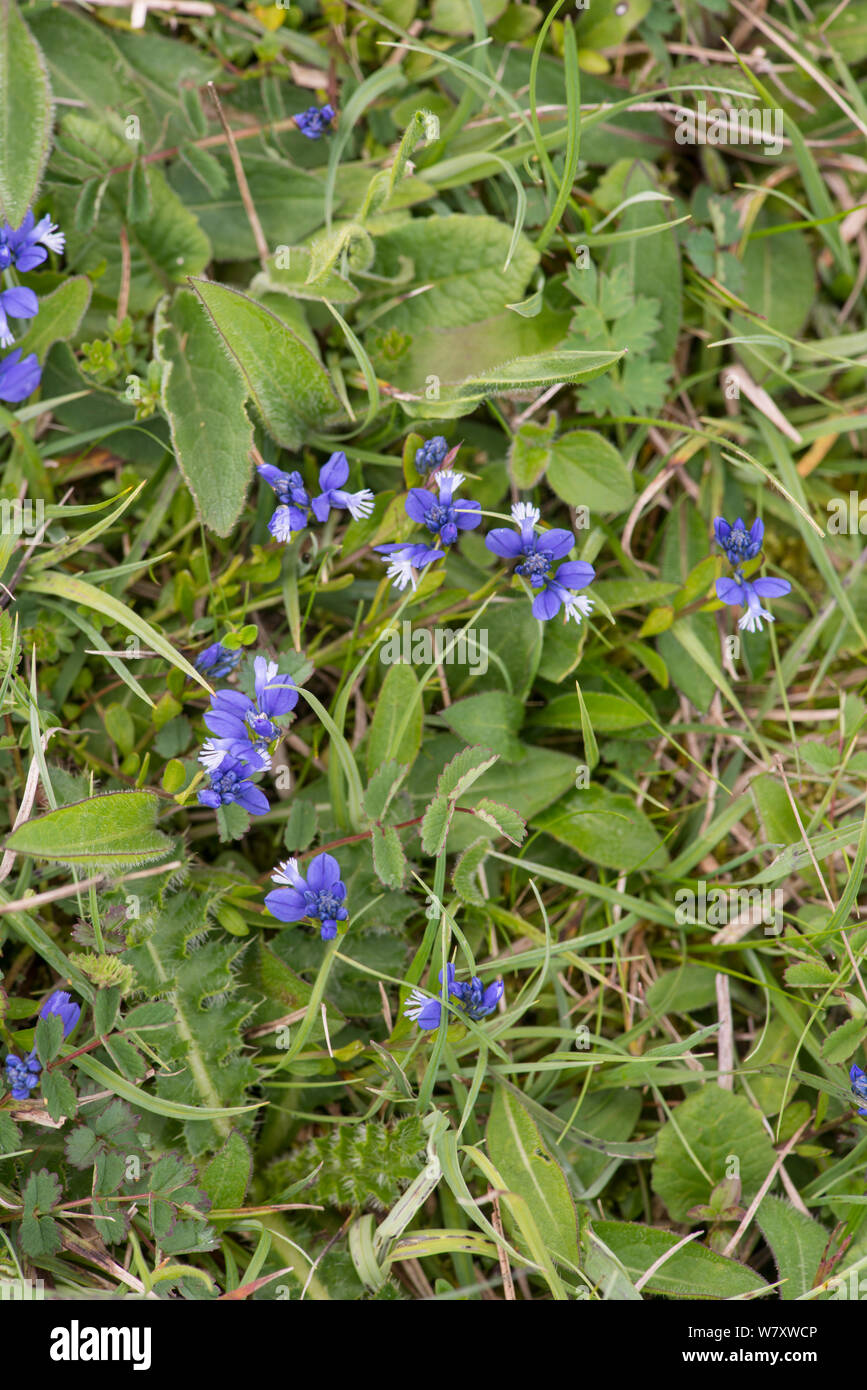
437;745;500;801
821;1017;865;1065
371;214;538;335
651;1088;777;1223
470;798;526;845
363;760;408;824
592;1220;768;1298
199;1131;252;1213
366;663;423;777
784;961;838;988
439;692;525;761
420;796;453;857
93;987;120;1037
487;1084;581;1269
756;1195;827;1300
35;1011;64;1065
155;288;253;537
452;838;489;906
547;430;634;513
3;791;171;868
532;784;668;871
14;276;91;360
41;1069;77;1123
0;0;53;227
510;416;557;488
190;278;341;449
646;966;718;1016
371;823;407;889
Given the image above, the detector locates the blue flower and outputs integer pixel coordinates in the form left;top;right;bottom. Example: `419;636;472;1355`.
265;853;349;941
851;1064;867;1117
41;990;81;1039
194;641;243;680
451;973;504;1021
486;502;577;586
531;560;596;623
0;347;40;403
715;573;791;633
295;104;336;139
0;211;64;272
311;451;374;524
200;737;271;775
714;516;763;566
4;1052;41;1100
197;753;269;815
405;470;481;547
204;655;298;749
373;541;445;592
0;286;38;349
404;962;504;1029
415;436;449;473
257;462;311;539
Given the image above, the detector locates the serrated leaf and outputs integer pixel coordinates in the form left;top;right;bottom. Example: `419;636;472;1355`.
436;746;499;801
470;798;526;845
821;1017;865;1064
190;278;341;449
0;0;53;227
453;838;489;906
155;288;253;537
784;961;837;988
363;760;409;823
199;1131;252;1213
3;791;171;868
35;1011;64;1064
371;823;406;889
41;1069;77;1123
420;796;453;857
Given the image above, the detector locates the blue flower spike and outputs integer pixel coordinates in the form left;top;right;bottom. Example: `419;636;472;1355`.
712;514;791;633
204;656;298;749
196;752;270;816
404;963;504;1030
405;470;481;547
294;104;336;139
714;516;764;566
194;641;243;680
4;990;80;1100
415;436;450;473
4;1053;41;1100
265;853;349;941
851;1063;867;1117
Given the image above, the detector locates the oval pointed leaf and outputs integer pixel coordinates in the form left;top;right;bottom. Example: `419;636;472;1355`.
3;791;172;867
190;277;341;449
156;289;253;537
